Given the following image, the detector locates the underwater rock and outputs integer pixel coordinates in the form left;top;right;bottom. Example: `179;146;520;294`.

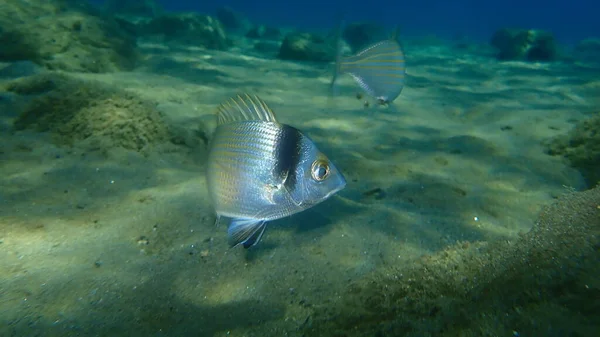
216;6;251;34
0;0;138;73
104;0;162;17
490;28;557;62
546;113;600;189
342;22;389;53
573;38;600;64
139;13;230;49
246;25;281;40
306;186;600;336
278;32;335;63
7;73;172;153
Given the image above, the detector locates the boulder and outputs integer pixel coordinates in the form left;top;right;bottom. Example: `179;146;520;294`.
215;6;251;34
104;0;162;17
0;0;138;73
278;32;335;62
491;28;557;61
573;38;600;64
140;13;230;49
342;22;388;52
246;25;281;40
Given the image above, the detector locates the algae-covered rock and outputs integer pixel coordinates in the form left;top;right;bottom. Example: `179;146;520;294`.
342;22;388;53
491;28;557;61
216;6;251;34
306;186;600;336
546;113;600;188
104;0;162;17
139;13;230;49
7;73;171;153
0;0;138;73
246;25;281;40
278;32;335;62
573;38;600;64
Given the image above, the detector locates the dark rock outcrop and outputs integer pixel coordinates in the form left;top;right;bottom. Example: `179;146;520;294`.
246;25;281;40
573;38;600;64
0;0;138;73
278;32;335;62
104;0;162;17
139;13;230;49
342;22;388;53
491;28;557;62
216;6;250;34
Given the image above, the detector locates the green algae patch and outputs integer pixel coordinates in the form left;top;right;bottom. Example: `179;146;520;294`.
546;113;600;189
306;186;600;336
0;0;138;73
9;73;171;153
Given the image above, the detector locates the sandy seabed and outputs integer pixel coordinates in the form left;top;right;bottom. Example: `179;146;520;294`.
1;38;598;336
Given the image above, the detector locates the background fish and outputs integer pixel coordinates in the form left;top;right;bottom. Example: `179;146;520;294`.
206;94;346;248
331;36;406;105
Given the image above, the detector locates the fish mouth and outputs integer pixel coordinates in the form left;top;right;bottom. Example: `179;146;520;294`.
298;175;346;208
302;186;344;207
323;178;346;200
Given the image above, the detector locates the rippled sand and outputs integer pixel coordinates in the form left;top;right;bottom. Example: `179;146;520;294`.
0;39;597;336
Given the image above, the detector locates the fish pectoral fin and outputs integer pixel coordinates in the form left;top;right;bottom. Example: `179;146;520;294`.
285;186;304;206
227;218;268;249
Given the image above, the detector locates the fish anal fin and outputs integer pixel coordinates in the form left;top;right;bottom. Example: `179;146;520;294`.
215;94;278;126
227;218;268;249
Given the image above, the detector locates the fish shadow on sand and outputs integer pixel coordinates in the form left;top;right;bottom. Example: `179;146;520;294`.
293;195;363;233
301;116;577;246
240;196;361;260
336;175;492;249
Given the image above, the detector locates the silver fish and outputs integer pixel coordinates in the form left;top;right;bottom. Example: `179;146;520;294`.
206;94;346;248
331;37;406;105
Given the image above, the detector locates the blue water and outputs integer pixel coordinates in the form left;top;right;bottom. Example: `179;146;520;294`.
90;0;599;45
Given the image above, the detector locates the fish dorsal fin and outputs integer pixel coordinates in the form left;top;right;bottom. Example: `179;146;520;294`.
390;25;401;41
215;94;278;126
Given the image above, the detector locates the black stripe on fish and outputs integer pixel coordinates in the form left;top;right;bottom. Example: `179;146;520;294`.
274;125;302;189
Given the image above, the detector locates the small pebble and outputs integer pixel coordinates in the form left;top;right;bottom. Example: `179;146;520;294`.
363;187;386;200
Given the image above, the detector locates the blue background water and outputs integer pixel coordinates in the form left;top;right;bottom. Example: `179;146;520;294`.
91;0;598;45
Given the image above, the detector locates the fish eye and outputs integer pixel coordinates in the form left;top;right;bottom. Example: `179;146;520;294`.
311;159;330;181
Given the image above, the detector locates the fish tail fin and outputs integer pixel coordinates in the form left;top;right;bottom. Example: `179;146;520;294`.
227;218;268;249
330;16;346;96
